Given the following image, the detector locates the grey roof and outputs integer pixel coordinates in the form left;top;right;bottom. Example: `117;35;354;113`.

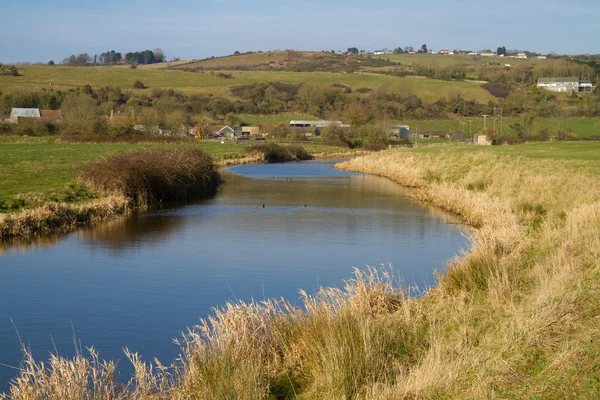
538;77;579;84
290;120;349;128
11;108;41;118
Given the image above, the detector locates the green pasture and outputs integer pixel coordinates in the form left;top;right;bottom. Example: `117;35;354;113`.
0;65;495;103
372;53;560;67
0;137;352;210
412;141;600;175
389;117;600;138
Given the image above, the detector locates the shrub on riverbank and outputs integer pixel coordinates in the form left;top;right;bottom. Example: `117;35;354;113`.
79;148;220;207
242;142;311;163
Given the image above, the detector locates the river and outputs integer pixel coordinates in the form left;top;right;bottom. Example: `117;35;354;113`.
0;160;469;392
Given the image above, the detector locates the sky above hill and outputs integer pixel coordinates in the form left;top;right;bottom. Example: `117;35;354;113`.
1;0;599;63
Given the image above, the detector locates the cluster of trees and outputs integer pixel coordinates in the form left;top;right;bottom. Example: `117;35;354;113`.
61;49;166;66
125;49;166;65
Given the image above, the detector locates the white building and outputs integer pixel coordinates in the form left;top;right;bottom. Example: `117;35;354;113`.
537;77;594;93
517;52;528;59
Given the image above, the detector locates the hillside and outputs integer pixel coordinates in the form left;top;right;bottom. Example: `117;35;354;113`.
171;50;395;72
0;65;496;104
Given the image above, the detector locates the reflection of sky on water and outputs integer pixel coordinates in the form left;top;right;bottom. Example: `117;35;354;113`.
0;160;469;392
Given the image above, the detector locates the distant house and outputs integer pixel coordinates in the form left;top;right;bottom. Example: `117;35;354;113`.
536;55;547;59
289;120;350;136
516;52;528;59
386;125;410;139
241;126;260;136
439;50;450;55
374;50;385;55
480;52;495;57
219;125;235;138
537;77;593;93
476;134;491;145
40;110;64;123
8;108;41;124
468;52;478;56
408;51;417;54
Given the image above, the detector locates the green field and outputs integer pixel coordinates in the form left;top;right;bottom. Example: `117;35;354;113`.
411;141;600;175
0;137;354;210
388;117;600;138
372;53;560;67
0;65;496;103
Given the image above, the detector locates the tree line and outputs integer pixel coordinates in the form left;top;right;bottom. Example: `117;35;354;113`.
61;49;166;66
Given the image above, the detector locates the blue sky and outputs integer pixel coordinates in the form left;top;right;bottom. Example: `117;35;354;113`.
1;0;599;63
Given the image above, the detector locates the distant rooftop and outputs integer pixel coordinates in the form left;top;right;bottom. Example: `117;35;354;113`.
11;108;41;118
538;77;579;83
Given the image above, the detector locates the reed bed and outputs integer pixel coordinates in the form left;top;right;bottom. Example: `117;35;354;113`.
3;147;600;398
79;148;221;208
1;148;220;240
0;196;128;241
242;143;312;163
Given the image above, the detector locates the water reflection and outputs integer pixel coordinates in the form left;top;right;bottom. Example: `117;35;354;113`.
0;160;470;392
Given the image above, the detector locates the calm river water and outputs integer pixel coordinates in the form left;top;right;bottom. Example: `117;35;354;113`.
0;160;469;392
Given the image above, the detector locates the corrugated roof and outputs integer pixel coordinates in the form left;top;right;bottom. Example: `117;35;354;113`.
11;108;41;118
538;77;579;83
290;120;347;128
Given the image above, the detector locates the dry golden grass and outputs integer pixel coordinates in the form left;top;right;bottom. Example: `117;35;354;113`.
0;196;129;241
3;147;600;399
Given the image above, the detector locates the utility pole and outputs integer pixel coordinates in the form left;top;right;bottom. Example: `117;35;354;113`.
481;114;490;130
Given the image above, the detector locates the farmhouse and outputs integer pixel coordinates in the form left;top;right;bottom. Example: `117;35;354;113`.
537;77;594;93
374;50;385;55
40;110;64;123
7;108;41;124
516;52;528;59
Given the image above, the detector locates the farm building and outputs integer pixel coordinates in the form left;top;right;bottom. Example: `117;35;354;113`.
218;125;243;138
241;126;260;136
40;110;64;123
7;108;41;123
537;77;594;93
290;120;350;136
476;134;491;145
386;125;410;139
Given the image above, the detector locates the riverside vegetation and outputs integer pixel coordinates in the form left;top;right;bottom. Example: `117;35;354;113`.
2;142;599;398
0;147;220;240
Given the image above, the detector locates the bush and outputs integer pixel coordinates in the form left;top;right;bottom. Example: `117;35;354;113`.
79;148;220;207
133;80;146;89
242;143;312;163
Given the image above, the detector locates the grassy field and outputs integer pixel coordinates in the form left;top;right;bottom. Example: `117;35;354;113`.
415;141;600;174
372;53;560;67
390;117;600;138
0;137;353;211
0;65;496;103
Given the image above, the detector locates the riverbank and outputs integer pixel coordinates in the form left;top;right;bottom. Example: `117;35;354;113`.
0;147;221;241
3;142;598;398
334;145;600;397
0;138;360;241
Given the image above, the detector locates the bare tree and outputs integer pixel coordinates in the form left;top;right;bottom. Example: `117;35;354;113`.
153;48;166;63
